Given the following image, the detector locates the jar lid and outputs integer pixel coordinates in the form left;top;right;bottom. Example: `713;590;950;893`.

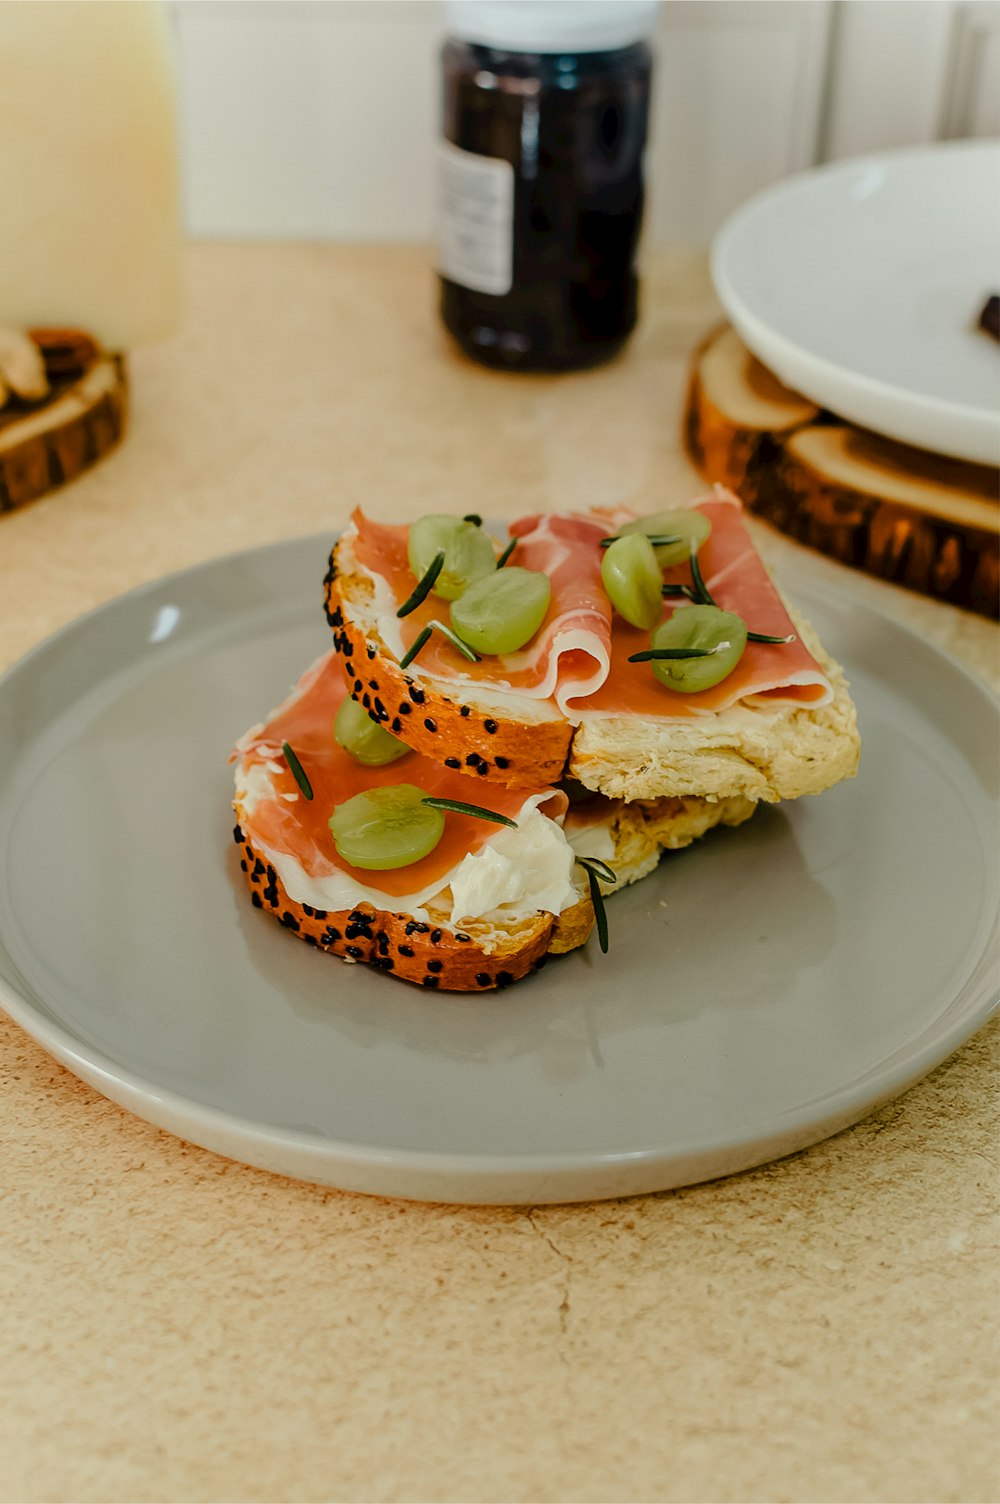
443;1;659;54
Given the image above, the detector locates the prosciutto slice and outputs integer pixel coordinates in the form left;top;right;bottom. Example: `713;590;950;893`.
350;509;613;717
233;652;566;899
570;491;834;721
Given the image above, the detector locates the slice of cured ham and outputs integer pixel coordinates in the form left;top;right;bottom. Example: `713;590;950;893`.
349;509;612;717
348;492;832;727
233;652;567;903
564;490;834;721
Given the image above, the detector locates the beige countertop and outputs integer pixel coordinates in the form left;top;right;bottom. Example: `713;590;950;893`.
1;246;997;1504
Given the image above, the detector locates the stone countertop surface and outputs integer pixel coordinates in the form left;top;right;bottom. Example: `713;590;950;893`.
0;246;997;1504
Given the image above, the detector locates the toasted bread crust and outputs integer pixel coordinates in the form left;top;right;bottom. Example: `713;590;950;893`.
324;550;573;791
232;814;555;992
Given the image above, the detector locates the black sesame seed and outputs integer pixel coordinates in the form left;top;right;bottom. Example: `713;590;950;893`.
409;686;426;705
252;858;265;876
374;956;395;971
343;639;355;656
281;912;300;931
398;701;412;716
346;945;364;959
322;926;341;943
476;972;491;987
459;706;471;718
496;970;515;989
424;717;438;733
304;934;318;947
366;643;377;660
361;693;371;709
263;888;278;907
422;976;440;989
313;909;328;921
455;933;471;943
426;959;443;973
302;903;314;917
368;679;379;690
251;892;263;909
353;679;363;695
391;718;403;734
240;859;247;872
376;931;390;954
345;661;355;678
232;824;243;844
430;928;443;944
484;719;498;734
465;753;482;767
444;757;461;769
398;944;415;958
494;756;510;769
349;910;370;923
476;763;489;776
405;920;430;935
331;607;343;628
345;923;372;941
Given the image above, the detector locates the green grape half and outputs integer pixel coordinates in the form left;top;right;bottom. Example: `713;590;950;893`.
648;604;747;693
328;784;444;870
618;508;712;567
600;532;663;630
449;567;551;655
333;695;411;767
407;514;497;601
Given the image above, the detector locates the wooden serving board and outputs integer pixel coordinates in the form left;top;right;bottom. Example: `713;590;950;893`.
0;332;127;515
684;325;999;618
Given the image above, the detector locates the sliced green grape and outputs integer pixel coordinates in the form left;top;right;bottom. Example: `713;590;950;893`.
449;567;551;655
407;514;497;601
647;604;747;693
618;508;712;567
600;533;663;630
333;695;411;767
329;784;444;870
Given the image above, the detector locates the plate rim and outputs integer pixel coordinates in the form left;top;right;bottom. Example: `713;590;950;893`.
711;139;1000;464
1;533;997;1201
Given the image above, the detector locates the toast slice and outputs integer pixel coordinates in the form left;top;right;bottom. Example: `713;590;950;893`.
231;654;756;991
326;498;860;807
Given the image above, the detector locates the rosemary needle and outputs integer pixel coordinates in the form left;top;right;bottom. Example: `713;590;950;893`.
281;741;314;801
422;797;518;829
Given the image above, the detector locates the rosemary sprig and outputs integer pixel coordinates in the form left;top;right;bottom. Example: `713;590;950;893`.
628;646;722;662
281;741;314;801
600;533;683;549
463;513;483;527
398;625;432;670
496;537;517;568
397;550;445;618
398;619;481;671
576;855;617;886
575;857;614;953
421;797;518;828
428;619;480;661
688;549;715;606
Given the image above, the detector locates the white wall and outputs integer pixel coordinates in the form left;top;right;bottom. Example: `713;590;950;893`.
171;0;1000;245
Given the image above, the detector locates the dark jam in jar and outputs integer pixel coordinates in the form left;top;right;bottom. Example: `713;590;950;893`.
438;7;654;372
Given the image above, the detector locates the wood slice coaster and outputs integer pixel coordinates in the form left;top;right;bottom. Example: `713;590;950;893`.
684;325;999;618
0;331;127;515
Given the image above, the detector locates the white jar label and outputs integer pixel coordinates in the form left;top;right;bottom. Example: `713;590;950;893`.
436;141;514;297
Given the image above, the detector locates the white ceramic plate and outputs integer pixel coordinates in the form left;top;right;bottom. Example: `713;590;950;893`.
0;537;996;1204
712;141;1000;465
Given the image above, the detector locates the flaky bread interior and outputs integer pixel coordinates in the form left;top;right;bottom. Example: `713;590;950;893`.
568;611;860;803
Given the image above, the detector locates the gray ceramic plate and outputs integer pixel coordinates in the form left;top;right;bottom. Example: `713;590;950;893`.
0;537;997;1204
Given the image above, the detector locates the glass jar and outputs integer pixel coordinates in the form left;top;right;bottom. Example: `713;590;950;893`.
437;1;657;373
